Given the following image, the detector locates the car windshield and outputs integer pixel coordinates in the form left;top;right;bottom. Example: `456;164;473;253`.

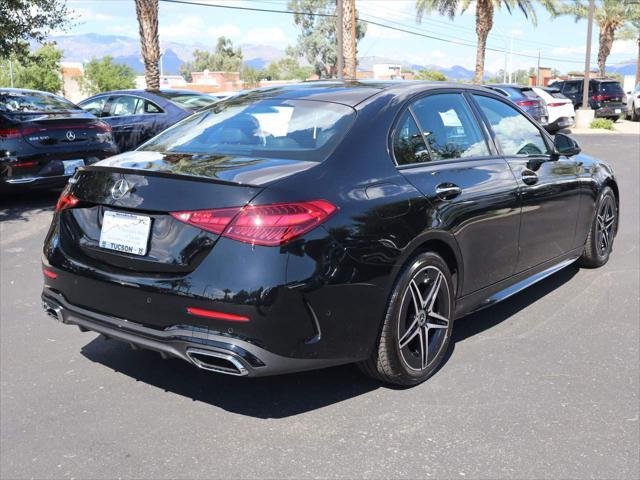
0;91;81;113
597;82;624;95
139;98;356;162
154;92;219;110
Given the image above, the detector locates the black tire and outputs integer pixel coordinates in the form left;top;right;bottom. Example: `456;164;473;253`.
610;116;620;122
632;107;640;122
579;186;617;268
358;252;454;386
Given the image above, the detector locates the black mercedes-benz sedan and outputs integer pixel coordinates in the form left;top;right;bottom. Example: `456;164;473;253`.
0;89;118;193
78;89;219;153
41;81;619;386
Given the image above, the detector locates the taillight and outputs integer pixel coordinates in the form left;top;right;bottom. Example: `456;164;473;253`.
14;161;38;168
0;128;22;139
591;94;610;101
55;191;79;211
43;269;58;279
171;200;338;246
516;100;537;107
547;102;566;107
94;121;112;133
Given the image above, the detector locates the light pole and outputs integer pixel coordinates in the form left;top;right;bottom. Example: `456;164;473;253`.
337;0;344;80
575;0;596;129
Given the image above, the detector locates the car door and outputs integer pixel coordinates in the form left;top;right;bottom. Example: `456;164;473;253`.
102;95;148;151
395;91;521;296
471;94;583;273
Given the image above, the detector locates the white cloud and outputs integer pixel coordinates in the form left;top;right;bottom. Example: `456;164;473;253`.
367;23;404;39
244;27;288;46
207;24;243;41
611;40;635;56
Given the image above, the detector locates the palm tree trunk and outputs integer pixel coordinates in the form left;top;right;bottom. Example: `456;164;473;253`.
343;0;356;79
135;0;160;91
597;23;615;78
473;0;494;84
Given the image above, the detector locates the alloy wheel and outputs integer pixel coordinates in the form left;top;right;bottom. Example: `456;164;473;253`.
596;195;616;256
397;266;451;372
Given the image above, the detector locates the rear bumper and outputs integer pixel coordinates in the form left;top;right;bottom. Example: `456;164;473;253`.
594;105;624;118
545;116;575;132
41;288;351;377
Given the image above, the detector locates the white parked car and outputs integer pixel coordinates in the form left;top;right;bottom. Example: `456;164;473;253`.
625;83;640;121
532;87;575;133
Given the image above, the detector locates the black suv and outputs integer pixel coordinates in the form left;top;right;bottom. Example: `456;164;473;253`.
549;79;625;121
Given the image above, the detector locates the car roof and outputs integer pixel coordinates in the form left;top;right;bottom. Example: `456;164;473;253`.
88;89;210;97
230;80;503;107
0;87;62;96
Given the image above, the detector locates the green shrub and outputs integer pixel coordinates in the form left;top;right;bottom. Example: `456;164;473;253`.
590;118;614;130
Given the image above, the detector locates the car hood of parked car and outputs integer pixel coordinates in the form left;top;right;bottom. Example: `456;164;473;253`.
92;150;318;186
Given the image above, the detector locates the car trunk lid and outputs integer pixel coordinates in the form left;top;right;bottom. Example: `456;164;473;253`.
58;150;317;274
10;111;111;149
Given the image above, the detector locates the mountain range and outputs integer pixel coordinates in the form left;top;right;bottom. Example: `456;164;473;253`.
47;33;636;80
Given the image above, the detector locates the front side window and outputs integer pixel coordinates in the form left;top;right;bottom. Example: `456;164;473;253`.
474;95;548;156
139;98;355;162
393;111;429;165
410;93;489;161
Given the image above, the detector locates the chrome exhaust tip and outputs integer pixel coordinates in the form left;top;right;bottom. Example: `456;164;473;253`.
42;301;64;323
186;348;249;376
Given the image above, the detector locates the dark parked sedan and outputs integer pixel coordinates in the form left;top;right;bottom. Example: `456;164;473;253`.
42;81;619;386
485;84;549;126
1;88;117;193
78;89;219;152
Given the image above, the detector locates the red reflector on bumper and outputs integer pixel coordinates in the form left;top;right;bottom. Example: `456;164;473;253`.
186;307;250;322
43;269;57;279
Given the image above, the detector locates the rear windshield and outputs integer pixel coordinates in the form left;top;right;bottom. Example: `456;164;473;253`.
154;92;219;110
0;91;81;113
139;98;356;162
521;89;540;100
547;90;568;99
596;82;624;94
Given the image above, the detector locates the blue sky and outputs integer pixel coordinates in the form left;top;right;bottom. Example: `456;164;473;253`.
65;0;637;73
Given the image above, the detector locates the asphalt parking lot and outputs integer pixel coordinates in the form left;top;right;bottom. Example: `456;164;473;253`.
1;134;638;479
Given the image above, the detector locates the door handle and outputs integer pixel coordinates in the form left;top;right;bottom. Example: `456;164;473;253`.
435;183;462;200
522;169;539;185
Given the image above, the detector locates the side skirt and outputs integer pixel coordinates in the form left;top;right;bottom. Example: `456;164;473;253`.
454;247;583;319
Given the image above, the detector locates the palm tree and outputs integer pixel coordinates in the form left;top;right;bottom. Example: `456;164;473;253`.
416;0;557;84
135;0;160;91
343;0;357;79
555;0;637;78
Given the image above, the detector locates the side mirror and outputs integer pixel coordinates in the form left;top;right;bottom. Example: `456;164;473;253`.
553;133;581;157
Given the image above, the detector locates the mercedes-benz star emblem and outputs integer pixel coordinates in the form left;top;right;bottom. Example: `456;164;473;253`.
111;179;131;200
66;130;76;141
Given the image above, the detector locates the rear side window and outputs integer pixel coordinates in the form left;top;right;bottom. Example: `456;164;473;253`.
108;96;143;117
597;82;624;95
563;82;581;95
393;111;429;165
80;96;107;116
140;98;355;162
155;92;218;110
0;91;80;113
410;93;489;161
474;95;548;156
